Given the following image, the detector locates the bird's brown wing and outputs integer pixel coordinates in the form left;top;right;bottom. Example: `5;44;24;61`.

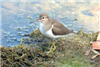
52;27;66;35
52;27;73;35
51;18;74;35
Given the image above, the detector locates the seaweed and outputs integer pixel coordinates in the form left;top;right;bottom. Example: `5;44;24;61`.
1;28;100;67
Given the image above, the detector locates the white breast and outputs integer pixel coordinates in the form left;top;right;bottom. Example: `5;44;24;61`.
39;23;61;39
39;23;45;34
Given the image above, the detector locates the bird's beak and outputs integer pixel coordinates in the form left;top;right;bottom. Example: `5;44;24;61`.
30;18;39;24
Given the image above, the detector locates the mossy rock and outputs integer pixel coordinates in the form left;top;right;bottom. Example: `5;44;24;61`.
1;28;100;67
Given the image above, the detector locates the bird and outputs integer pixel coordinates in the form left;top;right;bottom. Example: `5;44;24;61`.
30;13;75;53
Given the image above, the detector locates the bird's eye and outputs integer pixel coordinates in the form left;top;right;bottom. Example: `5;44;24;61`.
41;17;44;19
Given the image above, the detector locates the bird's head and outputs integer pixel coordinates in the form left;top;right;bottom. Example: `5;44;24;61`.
30;13;49;23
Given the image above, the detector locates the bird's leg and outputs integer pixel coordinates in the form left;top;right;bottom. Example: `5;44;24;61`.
47;46;53;53
47;39;56;53
47;41;53;53
52;40;56;51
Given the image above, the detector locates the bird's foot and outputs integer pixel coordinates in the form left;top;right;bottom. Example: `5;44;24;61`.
46;48;53;54
46;45;56;54
52;45;56;51
46;40;56;54
46;50;53;54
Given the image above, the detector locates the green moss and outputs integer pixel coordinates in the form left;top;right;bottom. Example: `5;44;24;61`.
74;18;78;21
1;28;100;67
11;62;23;67
17;27;22;30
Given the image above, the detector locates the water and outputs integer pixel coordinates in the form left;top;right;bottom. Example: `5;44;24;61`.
1;2;99;47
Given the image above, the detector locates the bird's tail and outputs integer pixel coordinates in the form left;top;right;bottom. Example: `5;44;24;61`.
70;30;77;34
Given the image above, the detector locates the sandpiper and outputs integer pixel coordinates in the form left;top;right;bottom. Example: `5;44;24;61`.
30;13;75;53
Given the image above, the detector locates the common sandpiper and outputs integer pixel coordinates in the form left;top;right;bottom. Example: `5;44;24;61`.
30;13;75;53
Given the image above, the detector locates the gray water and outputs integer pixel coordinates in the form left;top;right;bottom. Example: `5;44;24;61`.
1;2;100;47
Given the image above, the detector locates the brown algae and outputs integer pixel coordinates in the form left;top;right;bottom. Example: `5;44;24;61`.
1;28;100;67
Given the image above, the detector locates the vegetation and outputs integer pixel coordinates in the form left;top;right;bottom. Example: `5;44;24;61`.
1;27;100;67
